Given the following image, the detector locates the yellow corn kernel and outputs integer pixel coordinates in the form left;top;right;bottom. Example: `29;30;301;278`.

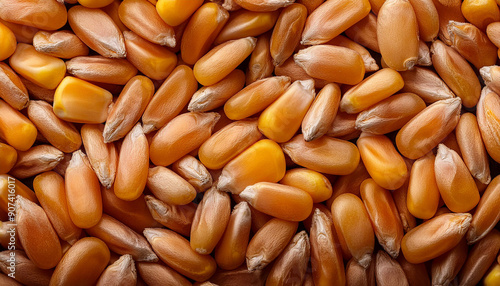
68;5;126;58
484;263;500;286
0;62;29;110
258;79;315;143
477;87;500;163
0;18;38;44
247;33;274;84
270;3;307;66
0;100;37;151
357;132;408;190
181;3;229;65
150;112;220;166
327;35;379;72
156;0;204;27
123;31;177;81
53;76;113;124
400;66;455;103
66;56;138;85
199;119;262;170
224;76;291;120
214;10;279;45
407;152;440;220
0;143;17;174
396;97;462;159
0;21;16;61
294;45;365;85
33;30;89;59
377;0;419;71
119;0;175;47
435;144;480;213
301;0;371;45
461;0;500;30
78;0;114;7
194;37;257;86
217;139;286;194
340;68;404;114
280;168;332;203
142;65;198;133
9;43;65;90
302;83;341;142
345;13;380;53
0;0;67;31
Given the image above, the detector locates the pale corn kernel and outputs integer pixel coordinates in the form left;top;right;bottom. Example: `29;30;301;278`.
156;0;204;27
9;43;66;90
53;76;113;124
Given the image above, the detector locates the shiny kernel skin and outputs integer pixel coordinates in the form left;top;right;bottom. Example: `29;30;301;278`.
0;21;16;61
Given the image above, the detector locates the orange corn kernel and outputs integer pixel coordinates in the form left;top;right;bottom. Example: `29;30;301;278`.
144;195;196;236
401;213;471;264
9;43;65;90
156;0;204;27
119;0;175;47
0;62;29;110
199;119;261;170
407;152;440;220
258;79;315;143
341;68;404;114
466;175;500;244
53;76;113;124
123;31;177;80
302;83;341;142
345;13;380;53
361;179;404;258
16;196;62;269
327;35;379;72
396;97;461;159
27;100;81;153
68;5;126;58
104;76;154;143
431;40;481;108
194;37;257;86
181;3;229;65
357;133;408;190
33;172;82;245
456;113;491;184
224;76;290;120
33;30;89;59
0;21;16;61
144;228;217;282
247;33;274;85
301;0;371;45
270;3;307;66
65;150;103;229
189;69;246;113
114;124;149;201
0;143;16;174
477;87;500;163
150;112;220;166
86;214;158;262
294;45;365;85
217;139;286;194
214;10;279;45
377;0;419;71
66;56;137;85
461;0;500;30
434;144;480;213
171;155;213;192
102;188;160;234
142;65;198;133
215;202;252;270
147;166;197;205
280;168;332;203
0;0;67;31
356;92;426;135
49;237;110;286
400;66;455;103
448;21;497;69
430;239;468;286
282;134;360;175
408;0;439;42
246;218;298;271
0;99;37;151
331;193;375;268
96;254;136;286
240;182;313;222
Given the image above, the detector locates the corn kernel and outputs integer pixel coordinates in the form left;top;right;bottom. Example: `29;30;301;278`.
156;0;204;27
0;99;37;151
461;0;500;30
0;143;17;174
0;21;16;61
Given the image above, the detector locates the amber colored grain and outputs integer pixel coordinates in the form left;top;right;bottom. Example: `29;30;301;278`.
9;145;64;179
461;0;500;30
156;0;204;27
481;66;500;96
327;35;379;72
0;175;37;215
244;33;273;84
401;213;471;264
171;155;213;192
375;250;409;286
16;196;62;269
400;67;455;103
459;230;500;286
66;56;137;85
397;254;431;286
274;57;330;88
144;195;196;237
246;218;298;271
33;172;82;245
408;0;439;42
0;62;29;110
147;166;197;206
280;168;332;203
33;30;89;59
20;77;55;103
270;4;307;66
417;40;432;67
431;0;465;45
477;87;500;163
431;238;468;286
467;175;500;244
0;0;67;31
143;228;217;282
393;182;418;233
345;257;376;286
327;162;370;207
301;83;340;142
214;10;279;45
328;112;361;140
0;250;52;286
96;254;136;286
0;143;16;174
345;13;380;53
